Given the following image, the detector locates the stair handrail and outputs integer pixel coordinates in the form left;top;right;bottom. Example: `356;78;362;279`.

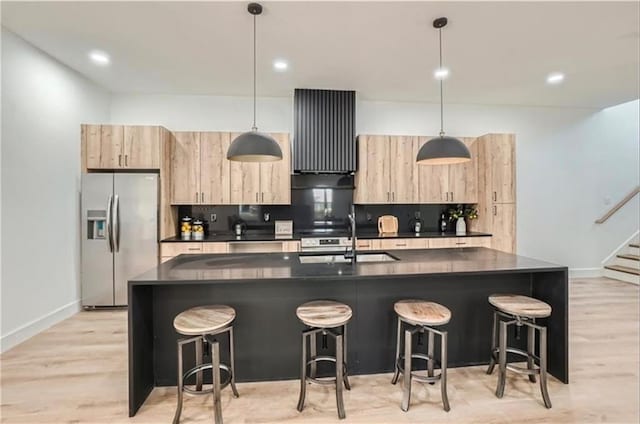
595;186;640;224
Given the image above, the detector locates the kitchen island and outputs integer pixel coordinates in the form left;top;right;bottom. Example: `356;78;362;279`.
128;248;568;416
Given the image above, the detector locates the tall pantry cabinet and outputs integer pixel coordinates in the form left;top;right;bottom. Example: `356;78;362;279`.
475;134;516;253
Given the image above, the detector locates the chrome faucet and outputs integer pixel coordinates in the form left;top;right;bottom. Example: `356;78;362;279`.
346;204;356;262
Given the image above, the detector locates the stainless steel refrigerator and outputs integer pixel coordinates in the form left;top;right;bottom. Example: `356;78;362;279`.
81;173;158;307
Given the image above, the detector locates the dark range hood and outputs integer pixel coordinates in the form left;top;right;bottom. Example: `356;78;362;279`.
293;88;356;174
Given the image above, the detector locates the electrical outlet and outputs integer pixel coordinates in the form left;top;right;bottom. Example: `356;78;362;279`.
366;213;372;222
210;213;217;222
415;211;421;219
263;212;270;222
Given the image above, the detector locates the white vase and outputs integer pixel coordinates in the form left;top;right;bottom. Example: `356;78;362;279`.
456;217;467;236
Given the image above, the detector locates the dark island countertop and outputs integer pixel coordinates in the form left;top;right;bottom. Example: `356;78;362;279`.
160;230;492;243
131;248;564;284
128;247;569;416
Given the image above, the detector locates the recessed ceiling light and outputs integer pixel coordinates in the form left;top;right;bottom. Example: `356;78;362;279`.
89;50;110;66
273;60;288;71
546;72;565;84
434;67;449;80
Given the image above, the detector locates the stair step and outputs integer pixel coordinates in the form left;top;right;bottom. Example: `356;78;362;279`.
605;265;640;276
630;243;640;248
617;254;640;261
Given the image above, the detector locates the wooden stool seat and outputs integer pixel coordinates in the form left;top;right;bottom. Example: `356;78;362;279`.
394;300;451;326
488;294;551;318
173;305;236;336
296;300;352;328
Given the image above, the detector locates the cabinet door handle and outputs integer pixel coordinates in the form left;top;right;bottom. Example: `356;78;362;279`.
493;191;497;202
195;192;198;202
445;192;449;201
396;243;407;247
455;241;466;245
493;205;497;216
450;191;454;201
187;248;200;251
118;155;122;167
201;192;204;203
262;192;264;202
125;155;128;166
256;192;259;202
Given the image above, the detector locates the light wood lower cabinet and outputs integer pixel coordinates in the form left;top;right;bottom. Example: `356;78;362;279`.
428;237;490;249
372;238;429;250
161;240;299;262
356;236;491;250
490;204;516;253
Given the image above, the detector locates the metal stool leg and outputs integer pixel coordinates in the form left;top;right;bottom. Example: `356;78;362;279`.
342;324;351;390
539;326;552;409
527;322;537;383
296;332;307;412
195;337;203;391
309;331;317;378
401;329;412;412
335;334;346;419
172;340;184;424
496;320;508;398
440;330;450;412
487;310;498;375
229;327;239;398
211;341;223;424
427;329;435;384
391;317;402;385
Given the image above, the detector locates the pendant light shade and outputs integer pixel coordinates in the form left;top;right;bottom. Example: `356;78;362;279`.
416;135;471;165
227;3;282;162
227;131;283;162
417;17;471;165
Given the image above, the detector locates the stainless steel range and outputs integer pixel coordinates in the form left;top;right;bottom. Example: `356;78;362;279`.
300;236;352;252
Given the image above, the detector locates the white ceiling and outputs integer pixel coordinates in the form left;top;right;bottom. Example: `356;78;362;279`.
2;1;639;108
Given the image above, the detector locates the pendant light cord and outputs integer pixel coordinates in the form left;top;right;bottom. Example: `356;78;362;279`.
439;26;444;137
252;13;257;131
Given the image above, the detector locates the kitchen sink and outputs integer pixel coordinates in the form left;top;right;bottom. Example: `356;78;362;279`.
298;252;399;264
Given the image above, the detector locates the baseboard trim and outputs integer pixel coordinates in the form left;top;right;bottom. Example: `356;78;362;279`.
0;299;81;353
602;230;640;265
569;267;603;279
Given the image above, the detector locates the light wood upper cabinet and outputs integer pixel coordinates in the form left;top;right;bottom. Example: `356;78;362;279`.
229;132;261;204
354;135;391;203
229;132;290;205
123;126;160;169
259;133;291;204
448;138;478;204
171;132;201;204
417;136;478;204
84;124;162;170
200;132;231;204
355;135;419;204
489;134;516;203
389;136;419;203
84;125;123;169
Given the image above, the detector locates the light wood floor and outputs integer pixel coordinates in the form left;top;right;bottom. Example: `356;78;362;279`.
1;277;638;423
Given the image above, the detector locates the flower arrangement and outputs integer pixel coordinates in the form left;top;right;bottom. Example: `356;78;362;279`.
448;205;479;221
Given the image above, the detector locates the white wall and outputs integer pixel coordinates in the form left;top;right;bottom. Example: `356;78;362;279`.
111;94;640;273
1;28;111;351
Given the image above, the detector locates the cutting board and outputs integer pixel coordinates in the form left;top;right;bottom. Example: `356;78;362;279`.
378;215;399;234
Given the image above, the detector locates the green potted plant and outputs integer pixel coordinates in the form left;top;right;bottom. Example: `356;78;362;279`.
448;205;479;235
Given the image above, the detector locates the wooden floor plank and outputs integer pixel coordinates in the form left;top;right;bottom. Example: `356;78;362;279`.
1;277;638;423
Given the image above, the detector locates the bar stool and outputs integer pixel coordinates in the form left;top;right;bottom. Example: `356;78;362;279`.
172;305;239;424
296;300;352;419
391;299;451;412
486;294;552;409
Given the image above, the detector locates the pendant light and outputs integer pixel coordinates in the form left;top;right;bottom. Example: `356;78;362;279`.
227;3;282;162
416;17;470;165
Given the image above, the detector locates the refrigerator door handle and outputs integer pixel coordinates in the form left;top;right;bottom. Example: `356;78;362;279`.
114;194;120;252
106;194;114;253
